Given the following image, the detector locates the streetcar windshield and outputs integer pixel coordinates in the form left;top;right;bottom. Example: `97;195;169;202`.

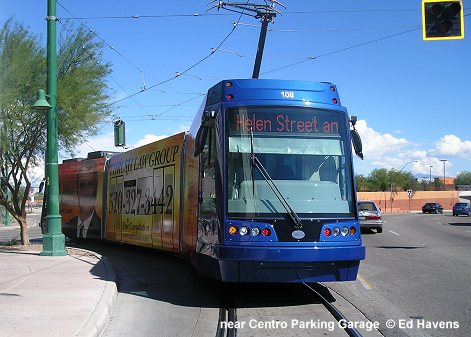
225;106;355;218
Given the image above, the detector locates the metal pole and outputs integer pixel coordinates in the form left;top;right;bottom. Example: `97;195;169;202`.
41;0;66;256
390;183;393;213
1;171;10;226
252;14;271;79
429;165;433;191
441;159;447;191
439;159;447;191
4;190;10;226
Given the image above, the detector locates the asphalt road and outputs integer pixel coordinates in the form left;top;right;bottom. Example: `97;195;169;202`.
84;243;356;337
88;243;223;337
0;208;42;243
329;212;471;337
4;209;469;337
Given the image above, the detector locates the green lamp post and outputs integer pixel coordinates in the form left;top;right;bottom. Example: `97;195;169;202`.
33;0;66;256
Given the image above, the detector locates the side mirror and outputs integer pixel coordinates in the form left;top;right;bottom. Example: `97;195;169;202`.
350;116;363;160
351;129;363;160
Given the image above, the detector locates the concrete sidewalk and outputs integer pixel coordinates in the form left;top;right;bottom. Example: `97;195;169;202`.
0;247;117;337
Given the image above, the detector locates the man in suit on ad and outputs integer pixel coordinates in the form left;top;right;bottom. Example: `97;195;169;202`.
63;161;101;239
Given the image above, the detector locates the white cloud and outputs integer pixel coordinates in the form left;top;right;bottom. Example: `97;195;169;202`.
356;120;408;160
414;158;452;177
60;132;120;160
354;121;459;177
434;134;471;158
70;133;171;153
133;134;169;148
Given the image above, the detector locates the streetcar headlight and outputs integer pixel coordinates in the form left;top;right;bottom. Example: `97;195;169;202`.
341;226;349;236
332;227;340;236
239;226;249;236
251;227;260;236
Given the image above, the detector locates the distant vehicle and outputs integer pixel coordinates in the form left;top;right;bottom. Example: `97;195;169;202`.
358;201;383;233
422;202;443;214
452;202;470;216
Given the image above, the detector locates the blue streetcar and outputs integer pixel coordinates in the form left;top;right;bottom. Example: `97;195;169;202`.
57;79;365;283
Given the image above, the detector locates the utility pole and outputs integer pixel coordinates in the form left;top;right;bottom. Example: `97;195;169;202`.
210;1;284;79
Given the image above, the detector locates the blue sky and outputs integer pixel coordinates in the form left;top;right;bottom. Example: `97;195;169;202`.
2;0;470;179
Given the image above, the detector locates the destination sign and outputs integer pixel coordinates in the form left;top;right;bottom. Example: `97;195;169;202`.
227;107;344;135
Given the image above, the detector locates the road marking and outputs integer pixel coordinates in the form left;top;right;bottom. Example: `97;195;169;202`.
357;274;373;289
389;230;400;236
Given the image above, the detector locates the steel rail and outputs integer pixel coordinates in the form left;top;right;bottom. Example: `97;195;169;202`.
303;282;363;337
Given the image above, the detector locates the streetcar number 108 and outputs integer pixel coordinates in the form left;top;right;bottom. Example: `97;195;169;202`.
281;91;295;99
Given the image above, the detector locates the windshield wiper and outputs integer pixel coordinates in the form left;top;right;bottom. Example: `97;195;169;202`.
249;130;303;230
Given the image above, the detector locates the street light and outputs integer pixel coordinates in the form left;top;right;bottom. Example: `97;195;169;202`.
32;0;66;256
390;160;418;213
440;159;447;190
399;160;418;174
429;165;433;191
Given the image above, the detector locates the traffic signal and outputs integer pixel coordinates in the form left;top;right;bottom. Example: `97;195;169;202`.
114;119;126;147
422;1;464;40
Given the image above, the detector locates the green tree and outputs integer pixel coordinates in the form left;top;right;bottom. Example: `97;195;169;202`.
392;170;418;191
455;171;471;186
355;174;368;191
0;19;111;245
360;168;418;192
368;168;390;192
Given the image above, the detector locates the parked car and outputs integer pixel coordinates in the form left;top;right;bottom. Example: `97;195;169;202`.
357;201;383;233
452;202;470;216
422;202;443;214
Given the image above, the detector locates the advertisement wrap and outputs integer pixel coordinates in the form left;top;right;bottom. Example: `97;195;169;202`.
59;157;106;239
105;133;185;250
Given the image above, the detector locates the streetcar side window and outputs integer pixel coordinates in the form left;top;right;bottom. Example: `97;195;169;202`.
200;126;216;216
201;126;215;169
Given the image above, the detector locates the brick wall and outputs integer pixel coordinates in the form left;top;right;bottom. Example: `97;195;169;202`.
357;190;460;213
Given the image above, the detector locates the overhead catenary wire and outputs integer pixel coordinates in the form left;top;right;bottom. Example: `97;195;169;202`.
59;13;235;20
56;19;152;118
53;3;470;112
108;7;248;106
57;1;147;79
59;8;422;20
262;26;422;76
235;21;422;32
56;1;224;120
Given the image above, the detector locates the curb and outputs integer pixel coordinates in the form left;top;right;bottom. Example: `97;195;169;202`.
73;248;118;337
